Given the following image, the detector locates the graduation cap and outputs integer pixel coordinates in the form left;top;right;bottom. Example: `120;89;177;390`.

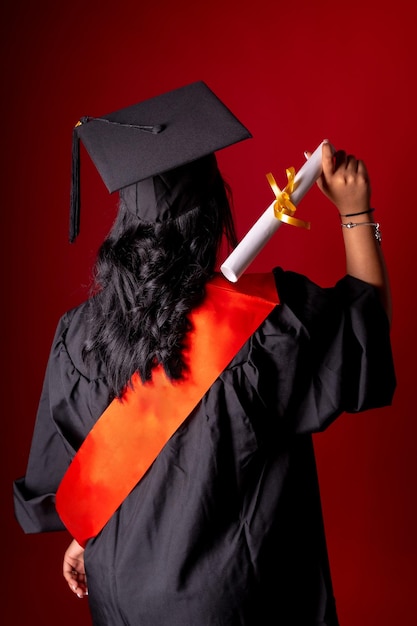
70;81;252;242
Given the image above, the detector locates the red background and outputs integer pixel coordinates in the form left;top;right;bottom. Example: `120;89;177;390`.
2;1;416;624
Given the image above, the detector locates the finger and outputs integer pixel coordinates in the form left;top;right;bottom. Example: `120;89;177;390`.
63;565;76;584
333;149;347;172
67;576;88;598
321;142;335;177
357;158;369;178
303;150;312;160
67;574;80;594
346;154;359;172
63;564;88;594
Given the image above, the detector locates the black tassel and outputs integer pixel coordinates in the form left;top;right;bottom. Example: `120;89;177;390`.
69;117;89;243
68;116;163;242
69;124;81;243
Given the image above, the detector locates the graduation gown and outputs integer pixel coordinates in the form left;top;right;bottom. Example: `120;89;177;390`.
14;269;396;626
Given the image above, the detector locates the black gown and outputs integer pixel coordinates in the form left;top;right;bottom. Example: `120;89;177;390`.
14;268;396;626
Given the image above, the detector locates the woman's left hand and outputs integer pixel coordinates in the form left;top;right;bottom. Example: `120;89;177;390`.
63;538;88;598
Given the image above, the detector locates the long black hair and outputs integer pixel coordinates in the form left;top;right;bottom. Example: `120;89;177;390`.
83;155;237;398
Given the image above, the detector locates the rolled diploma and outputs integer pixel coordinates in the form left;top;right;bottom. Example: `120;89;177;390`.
221;140;326;282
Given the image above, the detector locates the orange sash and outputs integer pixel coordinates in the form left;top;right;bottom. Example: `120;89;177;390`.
55;274;278;546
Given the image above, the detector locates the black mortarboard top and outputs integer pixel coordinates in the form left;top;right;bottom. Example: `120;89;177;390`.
70;81;252;242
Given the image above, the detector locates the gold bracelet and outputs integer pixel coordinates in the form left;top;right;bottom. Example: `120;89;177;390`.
341;221;381;244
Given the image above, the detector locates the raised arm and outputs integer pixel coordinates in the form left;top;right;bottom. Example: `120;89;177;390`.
316;141;392;323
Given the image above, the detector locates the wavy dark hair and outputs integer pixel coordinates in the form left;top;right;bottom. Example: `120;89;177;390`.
84;161;237;398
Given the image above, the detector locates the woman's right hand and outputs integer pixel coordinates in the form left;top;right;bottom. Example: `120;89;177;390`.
317;142;372;217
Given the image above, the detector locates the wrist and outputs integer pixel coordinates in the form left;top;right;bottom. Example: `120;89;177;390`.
339;207;375;223
340;218;382;244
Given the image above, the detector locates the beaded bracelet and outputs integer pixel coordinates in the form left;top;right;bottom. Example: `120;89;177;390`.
341;221;381;244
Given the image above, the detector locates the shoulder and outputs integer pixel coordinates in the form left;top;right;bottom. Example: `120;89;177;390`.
54;300;90;343
51;299;104;381
273;267;382;317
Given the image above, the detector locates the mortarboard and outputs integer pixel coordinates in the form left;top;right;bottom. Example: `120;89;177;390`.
70;81;252;242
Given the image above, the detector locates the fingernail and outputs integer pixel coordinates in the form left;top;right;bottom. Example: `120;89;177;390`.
77;593;84;599
303;151;309;160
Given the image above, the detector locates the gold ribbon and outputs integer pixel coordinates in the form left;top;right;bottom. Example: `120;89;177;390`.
266;167;311;229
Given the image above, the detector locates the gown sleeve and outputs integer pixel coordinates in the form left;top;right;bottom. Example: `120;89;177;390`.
242;268;396;434
13;307;110;534
13;316;73;533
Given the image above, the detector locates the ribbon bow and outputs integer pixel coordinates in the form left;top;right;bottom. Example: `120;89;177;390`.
266;167;310;229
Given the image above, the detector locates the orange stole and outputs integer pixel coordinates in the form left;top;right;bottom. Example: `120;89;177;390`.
55;273;278;547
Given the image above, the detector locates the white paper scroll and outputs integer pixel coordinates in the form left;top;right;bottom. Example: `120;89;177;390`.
220;140;327;283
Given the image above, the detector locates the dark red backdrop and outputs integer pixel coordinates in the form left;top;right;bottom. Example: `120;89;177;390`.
2;1;415;624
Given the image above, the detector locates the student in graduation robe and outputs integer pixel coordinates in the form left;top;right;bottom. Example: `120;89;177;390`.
13;81;395;626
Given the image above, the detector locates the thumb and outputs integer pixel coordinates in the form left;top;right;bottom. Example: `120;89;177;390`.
321;141;334;177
